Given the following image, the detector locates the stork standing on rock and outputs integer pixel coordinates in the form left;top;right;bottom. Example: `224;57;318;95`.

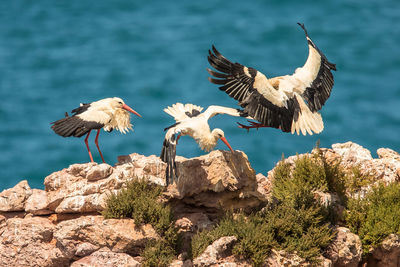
207;23;336;135
51;97;141;163
160;103;246;185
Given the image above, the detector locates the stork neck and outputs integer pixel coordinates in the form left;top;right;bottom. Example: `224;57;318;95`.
196;129;220;152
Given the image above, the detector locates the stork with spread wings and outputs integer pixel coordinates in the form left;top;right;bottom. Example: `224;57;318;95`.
160;103;246;185
207;23;336;136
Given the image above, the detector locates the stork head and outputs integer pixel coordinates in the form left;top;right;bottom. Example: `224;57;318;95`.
110;97;142;117
212;128;234;152
102;97;141;134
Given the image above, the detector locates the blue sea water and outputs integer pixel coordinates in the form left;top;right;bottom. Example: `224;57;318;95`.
0;0;399;190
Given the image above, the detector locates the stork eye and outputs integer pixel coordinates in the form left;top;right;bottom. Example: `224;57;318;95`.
118;101;123;104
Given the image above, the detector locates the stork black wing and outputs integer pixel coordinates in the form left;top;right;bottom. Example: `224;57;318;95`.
297;23;336;112
71;103;91;115
207;45;299;132
160;134;178;186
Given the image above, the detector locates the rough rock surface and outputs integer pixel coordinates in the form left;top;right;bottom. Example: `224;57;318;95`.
267;141;400;197
0;180;32;212
0;214;158;266
325;227;362;267
0;216;68;267
165;150;267;210
175;212;213;233
324;142;400;185
54;215;158;257
70;247;141;267
42;150;266;214
0;142;399;266
25;189;52;215
192;236;250;266
265;249;332;267
369;234;400;267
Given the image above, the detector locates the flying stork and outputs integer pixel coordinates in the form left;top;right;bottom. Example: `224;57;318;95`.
160;103;245;185
51;97;141;163
207;23;336;135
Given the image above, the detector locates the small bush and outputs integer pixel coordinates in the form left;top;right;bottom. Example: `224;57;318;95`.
343;166;375;196
346;183;400;254
142;240;176;267
191;204;333;266
191;148;340;266
102;179;178;266
272;157;324;209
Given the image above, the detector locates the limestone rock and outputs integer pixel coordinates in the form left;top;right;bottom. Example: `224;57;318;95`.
175;212;214;254
268;142;400;198
25;189;52;215
117;153;166;186
369;234;400;267
0;180;32;212
175;212;213;233
70;247;141;267
86;163;114;181
169;259;193;267
54;215;158;257
54;193;109;213
0;217;68;267
174;150;254;194
255;173;272;201
193;236;240;266
325;227;362;267
265;250;332;267
329;142;400;185
331;142;373;164
43;150;265;213
165;150;265;210
74;242;100;257
44;162;126;213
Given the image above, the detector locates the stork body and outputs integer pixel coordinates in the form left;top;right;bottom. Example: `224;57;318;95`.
207;23;336;136
160;103;245;185
51;97;141;163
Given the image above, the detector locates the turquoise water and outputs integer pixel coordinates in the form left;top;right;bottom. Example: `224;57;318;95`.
0;1;399;190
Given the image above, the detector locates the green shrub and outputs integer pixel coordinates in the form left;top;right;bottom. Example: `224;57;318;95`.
191;149;340;266
273;152;348;208
102;179;178;266
141;240;176;267
343;166;375;196
346;183;400;254
191;212;275;266
191;204;333;266
272;156;324;209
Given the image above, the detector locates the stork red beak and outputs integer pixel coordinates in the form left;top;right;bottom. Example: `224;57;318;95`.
122;104;142;117
220;137;234;152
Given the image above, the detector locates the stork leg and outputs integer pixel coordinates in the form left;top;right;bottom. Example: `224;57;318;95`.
84;130;94;162
94;129;106;163
237;120;270;132
176;134;181;144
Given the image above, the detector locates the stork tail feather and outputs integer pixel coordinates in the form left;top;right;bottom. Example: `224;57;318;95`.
160;135;178;185
291;95;324;135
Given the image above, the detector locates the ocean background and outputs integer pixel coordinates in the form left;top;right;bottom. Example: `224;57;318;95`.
0;0;399;190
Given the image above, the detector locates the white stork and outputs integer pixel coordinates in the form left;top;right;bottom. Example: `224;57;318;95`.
51;97;141;163
160;103;245;185
207;23;336;135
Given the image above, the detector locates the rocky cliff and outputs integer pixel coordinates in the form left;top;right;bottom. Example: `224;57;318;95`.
0;142;399;266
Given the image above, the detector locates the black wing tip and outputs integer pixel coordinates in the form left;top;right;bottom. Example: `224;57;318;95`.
210;45;223;58
160;135;178;186
297;22;308;35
